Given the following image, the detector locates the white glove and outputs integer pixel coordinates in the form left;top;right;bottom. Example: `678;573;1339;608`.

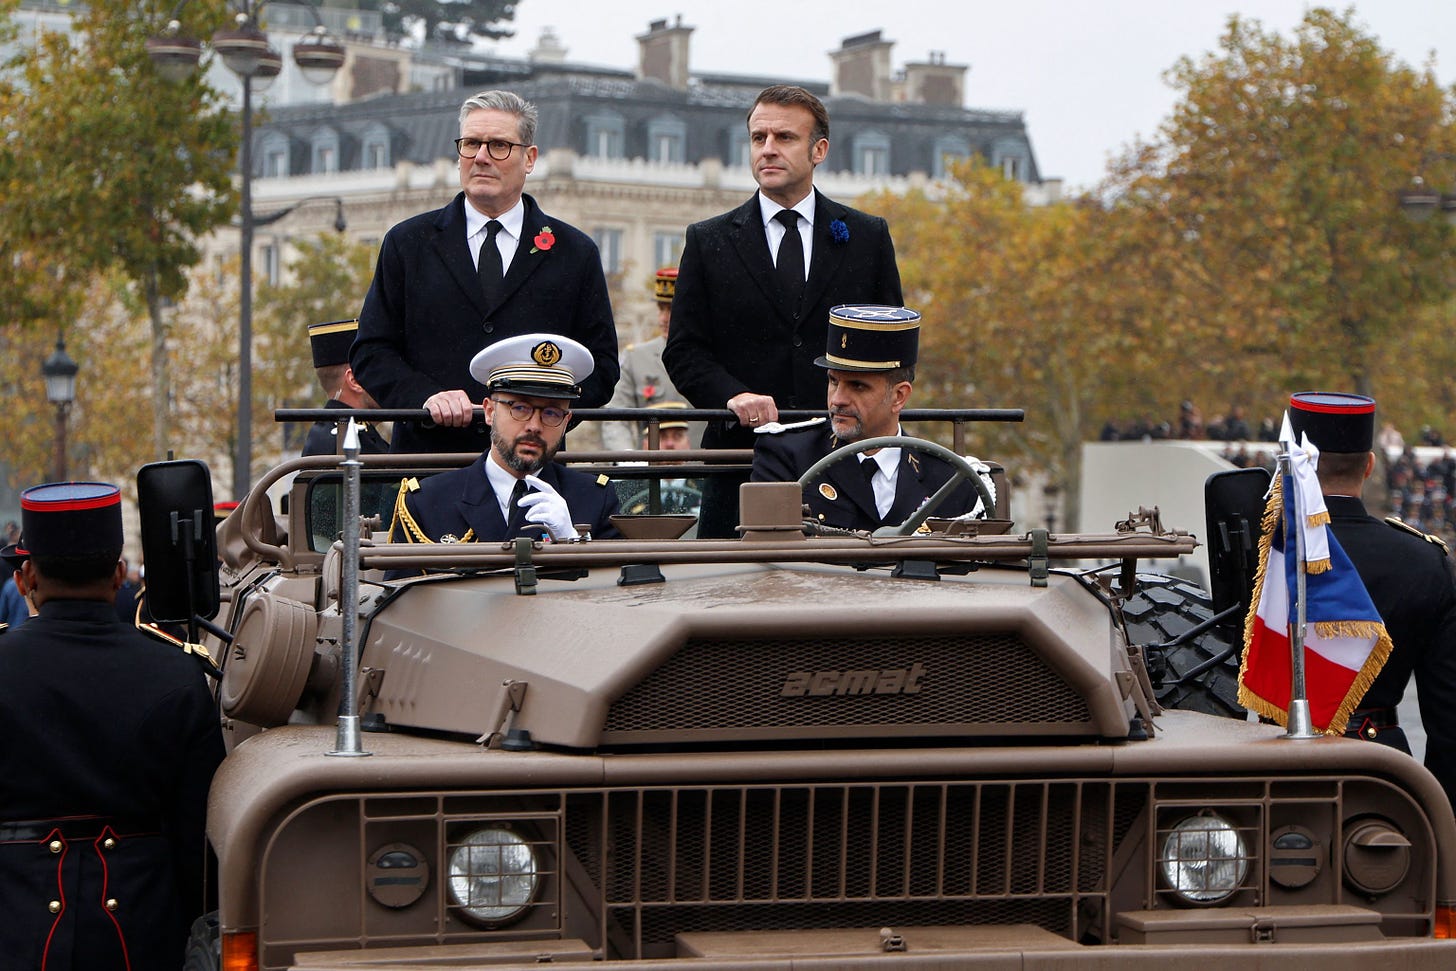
950;455;997;520
518;474;580;541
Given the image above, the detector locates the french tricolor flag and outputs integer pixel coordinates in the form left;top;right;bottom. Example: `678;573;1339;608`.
1237;418;1393;734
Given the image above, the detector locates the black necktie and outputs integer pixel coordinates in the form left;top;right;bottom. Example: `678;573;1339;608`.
478;220;504;306
506;477;529;530
860;458;878;486
774;209;805;308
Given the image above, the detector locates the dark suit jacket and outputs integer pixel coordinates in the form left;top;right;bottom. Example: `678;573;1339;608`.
302;398;391;457
0;600;225;970
390;454;622;547
663;190;902;450
1327;495;1456;811
751;427;986;532
353;192;619;453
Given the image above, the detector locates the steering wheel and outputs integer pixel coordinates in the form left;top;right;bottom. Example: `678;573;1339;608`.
796;436;997;536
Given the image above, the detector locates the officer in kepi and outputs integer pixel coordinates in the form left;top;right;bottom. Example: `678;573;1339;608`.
1287;391;1456;813
302;318;390;456
0;481;226;969
390;333;621;553
750;305;993;532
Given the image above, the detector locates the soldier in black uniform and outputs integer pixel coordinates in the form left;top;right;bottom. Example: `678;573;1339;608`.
303;318;390;456
0;482;226;969
751;306;991;532
1288;391;1456;813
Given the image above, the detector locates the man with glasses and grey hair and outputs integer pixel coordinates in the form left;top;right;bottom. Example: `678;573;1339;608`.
390;334;621;551
354;90;619;453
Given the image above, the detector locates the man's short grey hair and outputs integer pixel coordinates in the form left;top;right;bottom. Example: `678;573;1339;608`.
459;90;538;145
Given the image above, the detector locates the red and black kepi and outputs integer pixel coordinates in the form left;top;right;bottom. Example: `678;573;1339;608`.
19;481;124;558
1288;391;1376;454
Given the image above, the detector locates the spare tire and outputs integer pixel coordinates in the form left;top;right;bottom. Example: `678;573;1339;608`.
1120;572;1247;719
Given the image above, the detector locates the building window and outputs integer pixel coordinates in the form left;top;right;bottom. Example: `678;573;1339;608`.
646;115;686;165
729;129;751;168
1001;155;1023;181
653;231;681;270
259;132;289;177
260;243;281;285
584;112;625;159
311;129;340;174
361;123;390;169
932;136;970;180
593;227;623;274
853;131;891;176
991;137;1030;183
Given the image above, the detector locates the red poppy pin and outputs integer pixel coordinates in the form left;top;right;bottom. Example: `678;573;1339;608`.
532;226;555;253
643;383;658;400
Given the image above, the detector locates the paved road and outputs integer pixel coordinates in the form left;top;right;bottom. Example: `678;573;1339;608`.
1398;687;1425;762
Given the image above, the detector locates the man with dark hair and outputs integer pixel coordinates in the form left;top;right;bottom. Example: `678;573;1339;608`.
1287;391;1456;812
303;318;390;456
752;306;990;532
0;481;225;969
390;334;620;550
354;89;619;453
664;84;902;536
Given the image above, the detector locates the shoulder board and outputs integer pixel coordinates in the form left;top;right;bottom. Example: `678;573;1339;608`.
1384;516;1450;556
596;474;611;487
137;623;224;678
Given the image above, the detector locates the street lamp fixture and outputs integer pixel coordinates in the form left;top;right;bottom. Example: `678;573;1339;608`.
42;335;79;482
147;1;344;502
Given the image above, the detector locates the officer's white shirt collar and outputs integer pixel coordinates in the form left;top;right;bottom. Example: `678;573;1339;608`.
484;453;527;519
466;197;526;273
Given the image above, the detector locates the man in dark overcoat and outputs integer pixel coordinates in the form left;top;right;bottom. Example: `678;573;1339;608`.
0;481;225;969
1288;391;1456;814
663;84;902;536
353;89;619;454
752;306;991;532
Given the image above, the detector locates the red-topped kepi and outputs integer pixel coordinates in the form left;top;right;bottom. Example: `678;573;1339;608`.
19;481;124;558
1287;392;1376;454
653;266;678;305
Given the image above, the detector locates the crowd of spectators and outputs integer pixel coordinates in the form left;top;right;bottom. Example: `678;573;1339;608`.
1387;442;1456;546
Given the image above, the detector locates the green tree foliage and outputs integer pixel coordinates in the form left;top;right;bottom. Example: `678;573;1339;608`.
1106;7;1456;404
367;0;517;45
0;0;238;468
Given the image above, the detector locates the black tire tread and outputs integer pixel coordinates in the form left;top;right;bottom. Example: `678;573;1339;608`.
1121;572;1247;719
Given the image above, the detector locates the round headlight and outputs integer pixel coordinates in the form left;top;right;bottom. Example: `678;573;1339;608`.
1158;812;1248;903
446;826;539;925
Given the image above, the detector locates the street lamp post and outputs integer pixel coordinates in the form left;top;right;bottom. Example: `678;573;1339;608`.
42;335;79;483
148;4;344;501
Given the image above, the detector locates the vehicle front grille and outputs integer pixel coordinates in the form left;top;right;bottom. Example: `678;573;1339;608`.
603;634;1094;744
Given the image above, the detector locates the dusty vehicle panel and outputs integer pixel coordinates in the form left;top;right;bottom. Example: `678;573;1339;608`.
156;423;1456;970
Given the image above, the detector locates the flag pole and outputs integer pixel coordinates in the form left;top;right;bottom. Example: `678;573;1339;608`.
1281;436;1318;739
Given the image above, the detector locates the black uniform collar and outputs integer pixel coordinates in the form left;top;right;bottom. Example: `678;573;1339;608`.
1324;494;1370;519
36;599;121;622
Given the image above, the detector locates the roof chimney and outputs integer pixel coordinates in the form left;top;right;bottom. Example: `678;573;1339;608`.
636;16;694;90
898;50;968;105
529;26;568;64
829;30;894;101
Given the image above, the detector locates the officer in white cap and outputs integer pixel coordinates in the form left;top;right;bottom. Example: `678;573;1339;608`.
390;334;620;550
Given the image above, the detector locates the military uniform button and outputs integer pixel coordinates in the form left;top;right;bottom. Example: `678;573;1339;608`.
48;840;62;854
103;838;116;850
105;898;119;912
48;900;61;913
483;323;495;334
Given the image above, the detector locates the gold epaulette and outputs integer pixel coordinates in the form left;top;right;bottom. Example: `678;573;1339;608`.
137;623;224;679
1384;516;1451;556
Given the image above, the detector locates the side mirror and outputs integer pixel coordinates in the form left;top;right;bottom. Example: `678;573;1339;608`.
136;460;220;624
1204;467;1271;632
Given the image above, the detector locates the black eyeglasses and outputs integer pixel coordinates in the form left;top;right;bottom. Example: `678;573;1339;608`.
493;398;569;427
455;137;530;161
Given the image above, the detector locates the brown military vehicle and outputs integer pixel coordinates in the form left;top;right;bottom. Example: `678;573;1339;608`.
140;413;1456;970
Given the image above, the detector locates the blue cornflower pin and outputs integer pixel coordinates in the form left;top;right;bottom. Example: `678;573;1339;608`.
829;219;850;244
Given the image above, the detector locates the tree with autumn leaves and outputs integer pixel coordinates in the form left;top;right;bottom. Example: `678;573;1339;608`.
870;8;1456;527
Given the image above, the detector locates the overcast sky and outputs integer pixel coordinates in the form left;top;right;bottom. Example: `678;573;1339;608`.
482;1;1455;192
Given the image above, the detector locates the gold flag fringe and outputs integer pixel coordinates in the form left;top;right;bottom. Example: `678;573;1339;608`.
1323;625;1395;736
1307;511;1331;528
1237;476;1286;724
1305;558;1332;575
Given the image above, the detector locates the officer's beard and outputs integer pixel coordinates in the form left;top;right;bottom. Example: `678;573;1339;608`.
492;426;556;475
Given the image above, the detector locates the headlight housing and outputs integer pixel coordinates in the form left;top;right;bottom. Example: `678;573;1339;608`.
1158;811;1249;904
446;826;540;925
